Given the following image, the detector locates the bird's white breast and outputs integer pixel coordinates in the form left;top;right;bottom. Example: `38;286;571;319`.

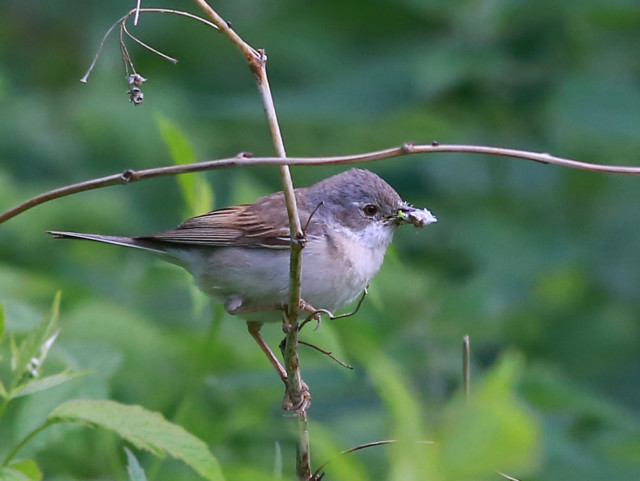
167;221;394;323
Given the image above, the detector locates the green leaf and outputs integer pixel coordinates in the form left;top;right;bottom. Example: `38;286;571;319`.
156;114;213;218
350;337;433;481
12;292;61;384
49;400;225;481
7;460;42;481
156;114;214;316
124;447;148;481
0;467;32;481
11;371;89;398
438;352;540;479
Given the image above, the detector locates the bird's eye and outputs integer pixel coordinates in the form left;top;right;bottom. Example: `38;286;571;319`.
363;204;378;216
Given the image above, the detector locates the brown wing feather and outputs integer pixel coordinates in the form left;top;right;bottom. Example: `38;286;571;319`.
138;191;308;249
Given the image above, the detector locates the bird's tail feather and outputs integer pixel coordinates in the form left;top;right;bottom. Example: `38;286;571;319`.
48;231;168;255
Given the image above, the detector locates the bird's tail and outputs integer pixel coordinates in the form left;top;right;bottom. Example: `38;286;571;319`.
48;231;168;255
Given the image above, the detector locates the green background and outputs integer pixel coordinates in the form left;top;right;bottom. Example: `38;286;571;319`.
1;0;639;480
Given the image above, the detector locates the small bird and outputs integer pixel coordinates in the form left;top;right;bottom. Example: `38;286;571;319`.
50;168;436;383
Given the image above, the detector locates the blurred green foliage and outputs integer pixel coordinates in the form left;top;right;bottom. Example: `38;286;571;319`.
1;0;640;480
0;292;223;481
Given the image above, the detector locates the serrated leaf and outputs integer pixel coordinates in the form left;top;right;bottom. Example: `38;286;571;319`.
7;460;42;481
12;292;61;384
0;467;32;481
124;447;148;481
49;400;225;481
156;114;213;218
11;371;89;398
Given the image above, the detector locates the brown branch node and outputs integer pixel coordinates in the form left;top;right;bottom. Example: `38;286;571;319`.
119;169;136;182
401;141;415;153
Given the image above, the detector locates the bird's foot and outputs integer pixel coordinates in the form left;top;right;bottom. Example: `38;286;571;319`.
282;379;311;414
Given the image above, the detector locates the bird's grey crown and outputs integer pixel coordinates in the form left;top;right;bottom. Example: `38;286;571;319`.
302;169;405;231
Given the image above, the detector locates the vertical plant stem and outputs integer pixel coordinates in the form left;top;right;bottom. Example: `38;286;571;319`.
191;1;310;478
0;397;10;424
255;53;310;481
255;76;304;317
462;335;470;403
2;420;55;466
296;411;311;479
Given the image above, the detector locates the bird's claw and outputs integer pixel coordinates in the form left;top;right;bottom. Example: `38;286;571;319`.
282;380;312;414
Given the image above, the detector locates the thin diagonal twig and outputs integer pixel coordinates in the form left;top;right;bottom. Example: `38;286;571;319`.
122;20;178;64
119;20;135;76
311;439;435;480
298;340;354;370
81;12;129;83
499;472;522;481
312;440;397;478
81;8;218;83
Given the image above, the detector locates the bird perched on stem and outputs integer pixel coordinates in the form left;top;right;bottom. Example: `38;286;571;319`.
50;168;437;382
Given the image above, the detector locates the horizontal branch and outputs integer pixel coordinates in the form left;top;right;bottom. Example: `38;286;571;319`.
2;142;639;224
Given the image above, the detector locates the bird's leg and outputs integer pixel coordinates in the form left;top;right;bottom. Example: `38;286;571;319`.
246;321;288;384
235;299;315;413
247;322;311;413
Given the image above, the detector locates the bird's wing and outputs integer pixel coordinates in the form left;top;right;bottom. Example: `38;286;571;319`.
140;191;306;249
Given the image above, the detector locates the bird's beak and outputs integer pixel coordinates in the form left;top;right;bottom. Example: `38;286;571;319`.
396;205;438;228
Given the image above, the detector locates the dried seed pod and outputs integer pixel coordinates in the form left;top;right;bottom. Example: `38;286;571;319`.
128;86;144;105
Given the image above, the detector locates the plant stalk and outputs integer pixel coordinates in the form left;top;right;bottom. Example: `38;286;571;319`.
190;2;310;478
2;420;55;467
